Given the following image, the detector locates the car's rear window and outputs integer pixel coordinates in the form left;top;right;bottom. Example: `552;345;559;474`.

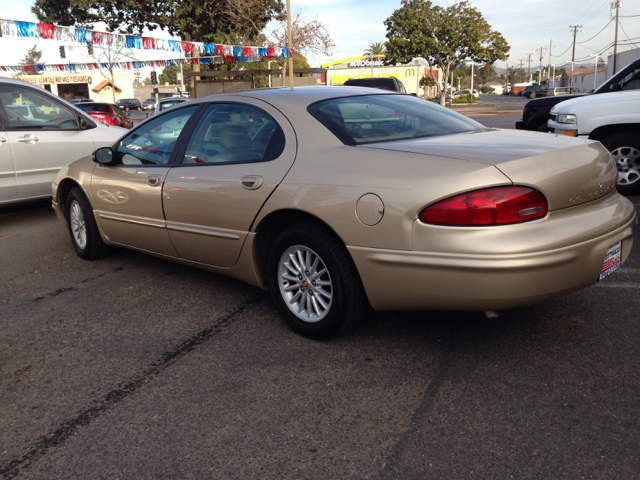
308;94;484;145
159;100;186;111
77;103;110;113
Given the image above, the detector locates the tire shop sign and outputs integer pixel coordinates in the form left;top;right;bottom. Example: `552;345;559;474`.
18;75;93;85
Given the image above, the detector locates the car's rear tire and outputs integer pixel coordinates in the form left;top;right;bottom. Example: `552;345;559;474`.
267;223;367;339
66;187;113;260
599;133;640;196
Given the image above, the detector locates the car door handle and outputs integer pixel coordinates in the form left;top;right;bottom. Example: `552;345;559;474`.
241;175;264;190
148;175;162;187
17;135;39;144
0;137;7;144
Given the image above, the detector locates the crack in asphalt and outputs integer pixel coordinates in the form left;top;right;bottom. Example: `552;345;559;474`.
0;293;267;478
380;325;459;479
31;267;125;302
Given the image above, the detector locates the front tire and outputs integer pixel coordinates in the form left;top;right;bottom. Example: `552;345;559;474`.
600;133;640;196
267;224;367;339
66;187;113;260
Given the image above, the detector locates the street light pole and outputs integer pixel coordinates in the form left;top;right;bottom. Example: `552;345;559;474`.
566;60;574;90
470;62;474;92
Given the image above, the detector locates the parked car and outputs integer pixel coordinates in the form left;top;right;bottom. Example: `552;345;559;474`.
116;98;143;111
75;102;133;129
0;77;126;206
516;58;640;132
432;93;451;105
153;96;190;116
545;87;572;96
5;104;47;122
68;98;92;104
142;98;157;110
522;84;545;98
51;86;636;339
453;89;479;98
343;77;407;93
548;90;640;195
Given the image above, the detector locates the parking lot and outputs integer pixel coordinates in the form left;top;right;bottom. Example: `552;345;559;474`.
1;94;639;478
1;192;639;478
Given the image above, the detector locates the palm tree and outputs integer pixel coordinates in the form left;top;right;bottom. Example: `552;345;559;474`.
364;42;385;56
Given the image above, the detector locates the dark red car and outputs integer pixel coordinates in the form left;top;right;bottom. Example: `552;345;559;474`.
75;102;133;129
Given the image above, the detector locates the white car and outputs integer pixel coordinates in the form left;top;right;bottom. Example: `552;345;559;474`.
548;90;640;195
0;78;126;206
453;89;479;98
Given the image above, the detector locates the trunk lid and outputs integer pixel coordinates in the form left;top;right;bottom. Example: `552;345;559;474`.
360;129;617;211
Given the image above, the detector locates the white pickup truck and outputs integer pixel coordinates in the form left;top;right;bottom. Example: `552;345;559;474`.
548;90;640;196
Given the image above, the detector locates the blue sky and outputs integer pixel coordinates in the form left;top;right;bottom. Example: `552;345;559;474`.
0;0;639;70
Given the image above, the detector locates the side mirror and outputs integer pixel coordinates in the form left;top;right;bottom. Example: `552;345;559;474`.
92;147;114;164
78;116;87;130
124;111;130;118
609;83;622;92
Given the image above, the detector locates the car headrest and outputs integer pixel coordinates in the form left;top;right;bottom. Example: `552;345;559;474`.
219;125;251;151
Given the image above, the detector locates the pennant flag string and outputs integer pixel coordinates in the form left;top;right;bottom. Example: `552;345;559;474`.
0;54;292;73
0;17;291;60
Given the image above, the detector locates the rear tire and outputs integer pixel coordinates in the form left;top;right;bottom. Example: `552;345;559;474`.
267;223;367;339
66;187;113;260
599;133;640;196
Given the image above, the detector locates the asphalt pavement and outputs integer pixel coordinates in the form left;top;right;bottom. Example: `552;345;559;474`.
1;109;639;477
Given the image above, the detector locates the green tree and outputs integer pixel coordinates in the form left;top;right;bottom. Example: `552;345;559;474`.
476;62;496;84
20;44;44;66
500;67;526;86
383;0;510;105
364;42;385;56
32;0;283;43
419;75;435;87
159;64;192;85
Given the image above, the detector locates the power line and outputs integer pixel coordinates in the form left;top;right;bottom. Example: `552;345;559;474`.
577;18;613;44
619;21;639;49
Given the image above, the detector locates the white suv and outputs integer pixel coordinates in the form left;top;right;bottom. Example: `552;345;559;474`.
548;90;640;196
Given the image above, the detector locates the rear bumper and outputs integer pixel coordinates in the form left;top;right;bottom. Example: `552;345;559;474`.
348;195;637;312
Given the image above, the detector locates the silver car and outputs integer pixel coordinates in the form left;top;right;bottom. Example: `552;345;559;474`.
0;78;125;206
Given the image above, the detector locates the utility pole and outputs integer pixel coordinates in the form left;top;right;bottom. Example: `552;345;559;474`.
548;39;553;72
569;24;582;89
612;0;621;74
536;46;547;83
526;53;534;80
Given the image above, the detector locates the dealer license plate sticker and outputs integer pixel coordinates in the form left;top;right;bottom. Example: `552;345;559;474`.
599;241;621;281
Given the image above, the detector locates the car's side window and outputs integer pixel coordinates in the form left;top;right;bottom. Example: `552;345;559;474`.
0;85;78;130
115;105;198;165
181;103;285;164
619;67;640;91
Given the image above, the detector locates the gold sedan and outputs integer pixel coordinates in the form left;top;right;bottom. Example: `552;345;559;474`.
51;87;637;339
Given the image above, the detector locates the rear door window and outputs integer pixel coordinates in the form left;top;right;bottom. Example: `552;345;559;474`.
181;103;285;164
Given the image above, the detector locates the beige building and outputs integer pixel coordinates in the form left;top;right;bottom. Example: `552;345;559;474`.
322;55;442;96
7;72;136;102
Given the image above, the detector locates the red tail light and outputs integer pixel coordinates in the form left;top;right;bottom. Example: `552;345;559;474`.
91;113;114;125
419;186;548;226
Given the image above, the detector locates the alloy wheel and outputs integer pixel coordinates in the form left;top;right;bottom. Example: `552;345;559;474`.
277;245;333;323
611;145;640;185
70;199;87;250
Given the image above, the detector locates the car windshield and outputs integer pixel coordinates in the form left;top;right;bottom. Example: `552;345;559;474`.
77;103;110;113
308;94;484;145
